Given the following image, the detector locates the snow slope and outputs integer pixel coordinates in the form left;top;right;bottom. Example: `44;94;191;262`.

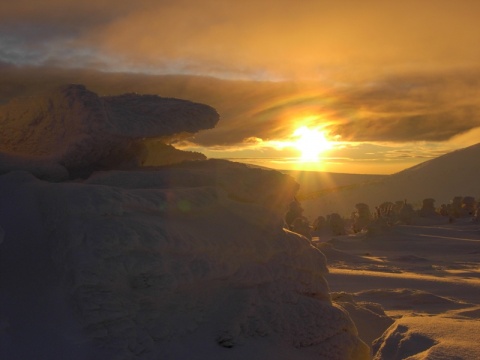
317;220;480;359
296;144;480;358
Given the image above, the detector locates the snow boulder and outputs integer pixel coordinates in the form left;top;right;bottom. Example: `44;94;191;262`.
0;162;369;360
0;84;219;177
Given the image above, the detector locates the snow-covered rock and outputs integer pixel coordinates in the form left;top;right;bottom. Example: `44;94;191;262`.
0;162;369;360
0;84;218;177
86;159;300;217
0;151;69;181
0;85;369;359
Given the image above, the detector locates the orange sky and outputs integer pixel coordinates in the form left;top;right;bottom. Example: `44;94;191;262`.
2;1;480;173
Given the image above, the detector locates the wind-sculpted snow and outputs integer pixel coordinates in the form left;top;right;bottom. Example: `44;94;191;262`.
0;84;218;178
86;159;300;217
373;315;480;360
0;164;369;360
0;152;69;181
102;93;218;137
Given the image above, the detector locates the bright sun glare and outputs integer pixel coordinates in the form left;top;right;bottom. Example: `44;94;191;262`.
293;126;332;161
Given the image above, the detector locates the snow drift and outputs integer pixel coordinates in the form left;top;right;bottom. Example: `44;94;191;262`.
373;314;479;360
322;220;480;359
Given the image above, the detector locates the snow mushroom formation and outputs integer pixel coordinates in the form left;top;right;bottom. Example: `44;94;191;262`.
0;86;369;359
0;84;219;179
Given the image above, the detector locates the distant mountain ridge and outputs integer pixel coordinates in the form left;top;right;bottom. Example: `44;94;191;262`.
282;170;385;200
387;142;480;200
302;143;480;218
395;142;480;177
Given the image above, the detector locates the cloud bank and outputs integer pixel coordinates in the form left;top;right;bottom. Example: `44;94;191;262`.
3;0;480;171
2;1;480;80
2;67;480;152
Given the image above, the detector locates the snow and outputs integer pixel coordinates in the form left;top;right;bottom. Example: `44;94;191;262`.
317;220;480;359
0;84;219;176
0;167;368;360
287;144;480;359
5;85;375;359
373;315;480;360
0;152;69;181
1;85;479;359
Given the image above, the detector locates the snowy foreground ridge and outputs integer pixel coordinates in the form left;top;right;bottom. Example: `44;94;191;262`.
0;166;368;360
0;86;369;359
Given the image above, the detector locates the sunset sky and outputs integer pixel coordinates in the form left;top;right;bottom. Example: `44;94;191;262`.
2;0;480;174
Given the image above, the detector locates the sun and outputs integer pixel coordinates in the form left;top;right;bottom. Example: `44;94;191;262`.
292;126;332;161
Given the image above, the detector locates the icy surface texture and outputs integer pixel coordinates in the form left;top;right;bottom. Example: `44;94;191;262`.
0;84;218;177
0;162;368;360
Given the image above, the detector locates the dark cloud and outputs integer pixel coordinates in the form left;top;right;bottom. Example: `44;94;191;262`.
190;69;480;146
332;110;480;142
2;67;480;147
0;1;147;66
0;1;146;28
328;71;480;142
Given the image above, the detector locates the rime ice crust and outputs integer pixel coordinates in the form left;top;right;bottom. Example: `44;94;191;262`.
0;164;369;360
45;177;367;359
102;92;219;137
0;84;219;176
85;159;301;217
